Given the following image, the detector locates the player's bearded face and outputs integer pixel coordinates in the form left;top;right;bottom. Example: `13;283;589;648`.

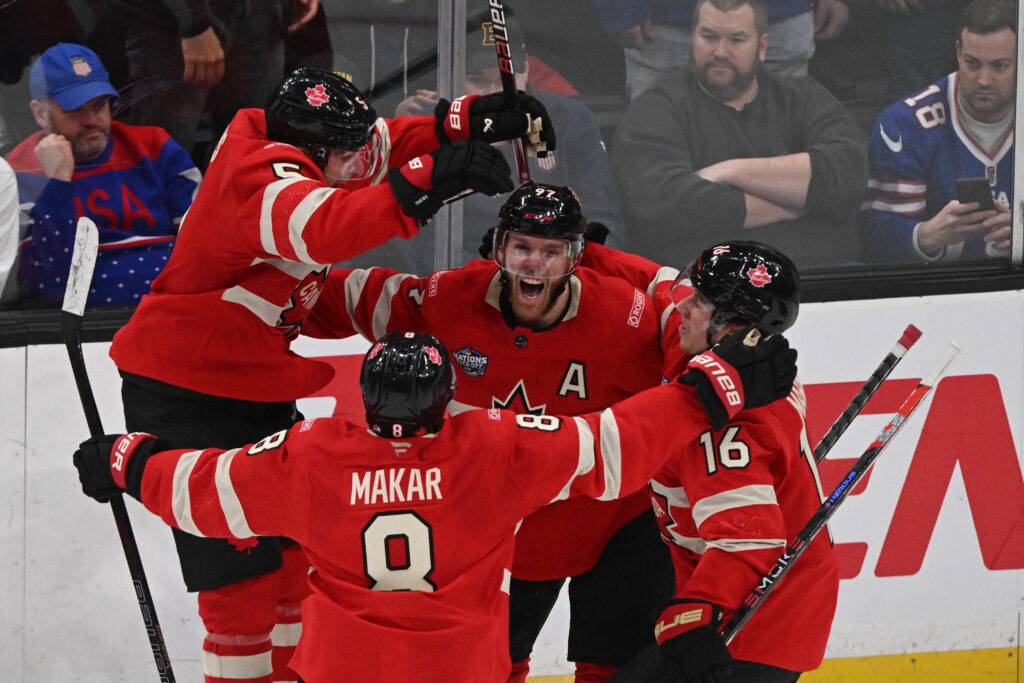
497;232;578;325
956;28;1017;123
691;5;765;104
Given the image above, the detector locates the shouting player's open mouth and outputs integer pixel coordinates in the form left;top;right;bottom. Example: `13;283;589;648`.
518;278;545;300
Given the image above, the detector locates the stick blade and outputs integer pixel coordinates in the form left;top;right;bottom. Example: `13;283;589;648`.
61;217;99;317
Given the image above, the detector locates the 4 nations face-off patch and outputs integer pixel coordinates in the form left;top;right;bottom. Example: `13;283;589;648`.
454;347;489;377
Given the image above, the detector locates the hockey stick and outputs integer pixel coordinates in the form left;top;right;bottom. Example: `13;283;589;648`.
62;217;175;682
813;324;922;463
721;340;962;645
487;0;531;184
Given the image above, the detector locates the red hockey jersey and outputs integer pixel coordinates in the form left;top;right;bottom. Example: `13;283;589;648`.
135;382;713;682
650;380;839;671
109;108;439;401
307;260;676;579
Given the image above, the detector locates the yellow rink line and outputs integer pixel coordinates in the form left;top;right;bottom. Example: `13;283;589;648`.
526;647;1020;682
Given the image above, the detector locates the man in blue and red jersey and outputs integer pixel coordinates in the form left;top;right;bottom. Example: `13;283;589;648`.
6;42;201;306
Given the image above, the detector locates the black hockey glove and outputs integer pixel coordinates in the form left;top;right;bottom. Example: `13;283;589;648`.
583;221;609;245
388;139;514;221
435;91;556;157
479;225;498;260
655;600;732;683
680;326;797;430
73;433;166;502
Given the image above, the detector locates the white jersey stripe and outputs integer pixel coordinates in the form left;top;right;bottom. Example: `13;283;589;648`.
261;256;317;280
370;119;392;186
181;166;203;206
650;479;690;508
215;448;255;538
446;398;478;416
259;177;304;256
222;286;282;326
271;622;303;647
649;266;680;297
692;484;778;529
203;651;273;679
342;268;375;338
371;273;414;339
171;450;203;536
288;187;335;264
861;198;927;214
867;178;926;193
550;417;597;503
649;480;705;550
596;409;623;501
706;537;786;552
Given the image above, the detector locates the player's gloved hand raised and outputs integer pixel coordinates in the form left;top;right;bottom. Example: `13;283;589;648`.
680;326;797;430
435;92;556;158
73;433;165;502
655;600;732;683
389;139;514;221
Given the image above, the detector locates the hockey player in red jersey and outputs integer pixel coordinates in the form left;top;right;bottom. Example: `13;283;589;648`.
106;67;555;683
607;242;840;683
75;329;797;683
306;182;690;681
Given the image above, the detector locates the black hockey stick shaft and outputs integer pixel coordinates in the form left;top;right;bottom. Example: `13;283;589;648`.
487;0;531;184
62;316;175;682
721;341;962;645
61;220;174;682
814;324;922;463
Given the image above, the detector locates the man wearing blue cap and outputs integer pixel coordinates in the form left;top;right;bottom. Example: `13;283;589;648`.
5;42;200;307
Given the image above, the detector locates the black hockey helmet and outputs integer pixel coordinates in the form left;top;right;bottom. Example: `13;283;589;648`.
360;331;457;438
494;182;586;275
265;67;378;169
675;241;800;336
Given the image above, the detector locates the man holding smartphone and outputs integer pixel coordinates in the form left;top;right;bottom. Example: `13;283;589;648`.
861;0;1014;263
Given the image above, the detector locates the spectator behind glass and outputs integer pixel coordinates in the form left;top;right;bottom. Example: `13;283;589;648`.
594;0;853;102
611;0;868;271
861;0;1015;264
344;10;626;274
5;43;200;307
116;0;318;166
0;157;17;302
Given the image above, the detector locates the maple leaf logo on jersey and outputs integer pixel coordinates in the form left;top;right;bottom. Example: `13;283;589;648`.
277;266;330;340
746;264;772;288
492;379;546;415
305;84;330;107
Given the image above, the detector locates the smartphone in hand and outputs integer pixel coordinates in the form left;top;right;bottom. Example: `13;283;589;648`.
956;177;996;211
